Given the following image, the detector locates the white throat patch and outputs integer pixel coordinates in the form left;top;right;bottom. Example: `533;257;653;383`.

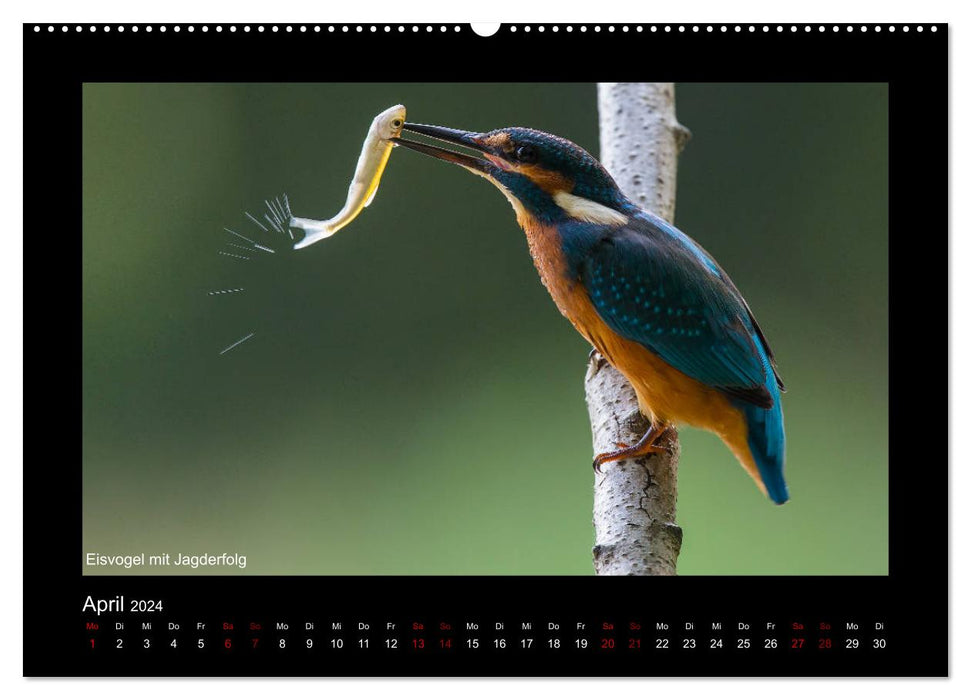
553;192;628;226
472;168;529;223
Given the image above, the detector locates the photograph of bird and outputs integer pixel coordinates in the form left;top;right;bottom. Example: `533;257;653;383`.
393;123;788;504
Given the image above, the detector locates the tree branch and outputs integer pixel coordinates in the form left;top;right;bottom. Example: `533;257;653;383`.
589;83;690;576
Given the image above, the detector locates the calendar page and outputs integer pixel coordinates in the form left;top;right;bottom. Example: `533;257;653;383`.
23;21;946;677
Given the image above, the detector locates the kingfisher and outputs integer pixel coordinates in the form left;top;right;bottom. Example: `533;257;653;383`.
392;123;788;504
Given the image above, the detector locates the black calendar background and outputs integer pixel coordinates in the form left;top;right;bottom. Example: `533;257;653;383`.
62;574;937;676
23;22;946;677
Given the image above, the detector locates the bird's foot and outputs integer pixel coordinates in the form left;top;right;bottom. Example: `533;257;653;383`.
593;444;666;473
592;424;672;473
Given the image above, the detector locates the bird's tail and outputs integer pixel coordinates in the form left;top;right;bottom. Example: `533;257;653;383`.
739;391;788;505
291;217;336;250
734;337;788;504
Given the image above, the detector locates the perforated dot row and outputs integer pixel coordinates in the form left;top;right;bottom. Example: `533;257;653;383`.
31;24;940;34
32;24;464;33
507;24;938;33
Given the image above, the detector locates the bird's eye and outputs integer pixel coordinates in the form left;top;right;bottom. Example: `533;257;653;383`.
515;144;538;163
391;119;403;128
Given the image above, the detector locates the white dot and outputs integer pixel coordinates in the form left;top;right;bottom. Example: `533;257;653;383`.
903;26;909;32
932;25;938;31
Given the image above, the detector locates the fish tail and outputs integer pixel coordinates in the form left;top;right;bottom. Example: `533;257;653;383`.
291;217;336;249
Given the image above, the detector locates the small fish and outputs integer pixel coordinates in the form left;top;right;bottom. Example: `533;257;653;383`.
291;104;406;250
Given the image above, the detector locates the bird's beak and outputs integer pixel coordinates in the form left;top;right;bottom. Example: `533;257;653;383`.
391;123;491;174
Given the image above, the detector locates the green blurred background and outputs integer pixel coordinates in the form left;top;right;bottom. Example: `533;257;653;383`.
82;83;888;575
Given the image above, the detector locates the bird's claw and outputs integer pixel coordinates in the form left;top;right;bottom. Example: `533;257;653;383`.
592;447;624;473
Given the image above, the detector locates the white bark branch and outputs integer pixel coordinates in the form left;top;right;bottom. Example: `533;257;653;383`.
589;83;690;576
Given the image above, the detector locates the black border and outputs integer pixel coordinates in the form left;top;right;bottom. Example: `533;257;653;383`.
24;23;948;677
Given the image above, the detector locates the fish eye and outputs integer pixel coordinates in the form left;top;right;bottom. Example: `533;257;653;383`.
515;144;538;164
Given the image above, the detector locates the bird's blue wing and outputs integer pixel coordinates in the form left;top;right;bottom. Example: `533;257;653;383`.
578;216;776;407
